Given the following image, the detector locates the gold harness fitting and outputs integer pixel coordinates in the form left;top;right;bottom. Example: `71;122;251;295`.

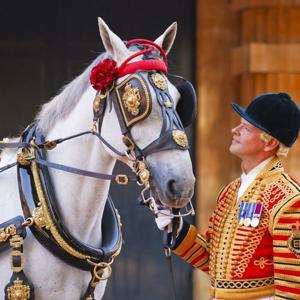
115;174;129;185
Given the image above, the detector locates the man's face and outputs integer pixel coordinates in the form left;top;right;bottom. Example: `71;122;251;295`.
229;118;266;159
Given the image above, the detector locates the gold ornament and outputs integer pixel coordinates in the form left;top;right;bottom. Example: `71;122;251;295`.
33;206;49;229
16;148;33;166
172;130;188;148
0;227;9;242
0;225;17;243
135;161;150;185
164;100;172;108
7;278;30;300
122;83;141;116
151;73;167;90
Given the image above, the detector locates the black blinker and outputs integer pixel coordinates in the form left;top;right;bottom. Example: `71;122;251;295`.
176;80;197;128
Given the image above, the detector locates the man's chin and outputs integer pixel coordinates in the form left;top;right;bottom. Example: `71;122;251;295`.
229;144;241;157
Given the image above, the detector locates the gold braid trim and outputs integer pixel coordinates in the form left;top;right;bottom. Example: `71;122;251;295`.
212;285;274;300
211;276;274;289
271;195;300;234
31;161;92;261
211;277;274;300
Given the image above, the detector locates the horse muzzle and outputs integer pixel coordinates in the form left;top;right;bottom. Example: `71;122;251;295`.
149;170;195;209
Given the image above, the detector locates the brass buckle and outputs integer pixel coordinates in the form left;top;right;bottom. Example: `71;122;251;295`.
10;250;24;272
115;174;129;185
44;140;57;150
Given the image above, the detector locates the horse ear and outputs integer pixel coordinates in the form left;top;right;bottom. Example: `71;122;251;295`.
97;17;128;63
154;22;177;55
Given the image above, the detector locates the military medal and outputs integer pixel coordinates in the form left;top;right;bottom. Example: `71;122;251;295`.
238;202;247;226
243;202;255;227
250;203;263;227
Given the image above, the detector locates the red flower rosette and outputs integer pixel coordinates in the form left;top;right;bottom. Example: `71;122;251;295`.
90;59;119;92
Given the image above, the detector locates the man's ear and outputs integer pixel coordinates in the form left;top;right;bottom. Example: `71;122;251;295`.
264;137;280;152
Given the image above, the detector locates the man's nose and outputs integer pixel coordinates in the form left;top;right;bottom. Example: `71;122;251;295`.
232;124;242;134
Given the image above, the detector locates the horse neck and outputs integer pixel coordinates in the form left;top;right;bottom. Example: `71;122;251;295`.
43;87;116;247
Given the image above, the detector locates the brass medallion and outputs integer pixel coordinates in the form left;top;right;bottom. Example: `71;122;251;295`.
151;73;167;90
7;278;30;300
122;83;141;116
172;130;188;148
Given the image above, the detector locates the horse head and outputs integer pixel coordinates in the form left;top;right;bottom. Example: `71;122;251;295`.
95;18;196;210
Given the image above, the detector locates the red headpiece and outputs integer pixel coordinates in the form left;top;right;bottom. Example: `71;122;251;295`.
90;39;168;92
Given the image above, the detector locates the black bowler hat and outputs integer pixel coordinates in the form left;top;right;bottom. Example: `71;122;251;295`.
232;93;300;147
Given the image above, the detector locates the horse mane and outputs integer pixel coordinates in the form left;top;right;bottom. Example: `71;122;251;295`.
36;52;109;132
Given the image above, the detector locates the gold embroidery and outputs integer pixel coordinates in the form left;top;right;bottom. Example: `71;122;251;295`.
254;257;273;269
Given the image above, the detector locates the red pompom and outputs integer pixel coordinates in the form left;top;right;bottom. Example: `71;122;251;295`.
90;59;119;91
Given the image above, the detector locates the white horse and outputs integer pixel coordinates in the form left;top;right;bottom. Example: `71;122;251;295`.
0;18;195;299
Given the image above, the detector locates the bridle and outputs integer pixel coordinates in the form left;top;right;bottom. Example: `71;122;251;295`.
91;39;195;218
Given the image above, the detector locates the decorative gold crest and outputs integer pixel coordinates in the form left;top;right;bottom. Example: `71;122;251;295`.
33;206;50;230
122;83;141;116
151;73;167;90
0;225;17;243
17;147;33;166
0;227;9;242
7;278;30;300
288;223;300;257
135;161;150;186
172;130;188;148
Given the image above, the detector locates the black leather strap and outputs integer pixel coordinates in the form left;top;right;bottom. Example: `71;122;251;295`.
34;157;136;183
18;124;123;271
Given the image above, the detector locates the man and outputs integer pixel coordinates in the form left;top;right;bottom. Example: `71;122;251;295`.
156;93;300;299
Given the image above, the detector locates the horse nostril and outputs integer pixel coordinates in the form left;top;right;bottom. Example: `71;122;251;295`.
167;179;177;197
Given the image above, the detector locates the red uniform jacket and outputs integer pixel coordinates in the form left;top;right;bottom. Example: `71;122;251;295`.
174;158;300;300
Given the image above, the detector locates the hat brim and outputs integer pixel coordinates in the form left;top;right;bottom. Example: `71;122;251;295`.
231;102;274;137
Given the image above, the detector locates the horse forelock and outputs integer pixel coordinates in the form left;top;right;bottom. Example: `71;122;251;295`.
35;52;110;133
